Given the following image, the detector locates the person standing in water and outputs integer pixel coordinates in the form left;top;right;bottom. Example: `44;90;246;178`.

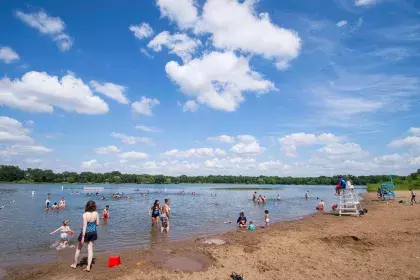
305;191;309;200
277;195;280;201
45;196;51;209
253;191;257;202
71;200;99;272
149;200;160;227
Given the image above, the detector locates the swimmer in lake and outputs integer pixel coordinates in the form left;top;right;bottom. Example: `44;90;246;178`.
52;202;59;210
50;219;73;246
316;200;325;211
305;191;309;200
277;195;280;201
149;200;160;226
102;205;110;219
237;212;247;229
59;197;66;208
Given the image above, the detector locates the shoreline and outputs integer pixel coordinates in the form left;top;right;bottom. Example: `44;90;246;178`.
5;191;420;280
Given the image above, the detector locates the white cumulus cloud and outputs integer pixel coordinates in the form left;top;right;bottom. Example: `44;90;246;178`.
408;127;420;136
166;51;276;112
195;0;301;70
0;47;20;64
355;0;377;7
81;159;102;169
0;71;109;114
389;136;420;148
110;132;153;145
156;0;198;29
132;96;160;116
207;135;235;143
129;22;154;39
230;141;265;155
183;100;199;112
89;81;128;104
336;20;347;27
94;145;120;154
148;31;201;62
162;147;226;158
0;116;32;143
135;125;160;132
119;151;149;160
0;145;53;157
15;10;73;51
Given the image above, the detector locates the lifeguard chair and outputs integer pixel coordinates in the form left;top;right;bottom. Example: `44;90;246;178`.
380;174;395;200
338;181;364;216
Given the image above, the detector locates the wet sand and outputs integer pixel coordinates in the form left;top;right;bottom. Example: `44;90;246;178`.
5;191;420;280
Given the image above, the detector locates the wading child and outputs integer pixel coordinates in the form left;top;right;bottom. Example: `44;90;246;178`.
50;220;73;246
264;210;270;228
160;214;169;232
103;205;110;219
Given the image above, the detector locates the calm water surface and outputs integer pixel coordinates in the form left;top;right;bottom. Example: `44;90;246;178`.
0;184;365;268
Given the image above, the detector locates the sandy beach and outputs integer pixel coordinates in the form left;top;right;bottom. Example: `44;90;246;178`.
5;191;420;280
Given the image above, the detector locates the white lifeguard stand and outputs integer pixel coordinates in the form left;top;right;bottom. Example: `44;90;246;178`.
338;181;364;216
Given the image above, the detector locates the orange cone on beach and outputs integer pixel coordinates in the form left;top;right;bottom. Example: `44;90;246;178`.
108;256;121;267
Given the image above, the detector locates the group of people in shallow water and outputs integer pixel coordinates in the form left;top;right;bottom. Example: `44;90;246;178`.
45;195;66;211
252;191;281;204
149;199;171;233
46;195;172;271
43;186;341;272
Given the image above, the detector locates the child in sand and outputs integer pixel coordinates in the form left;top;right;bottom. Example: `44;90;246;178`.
264;210;270;228
50;220;73;246
237;212;247;229
102;205;110;219
248;221;255;231
410;189;417;205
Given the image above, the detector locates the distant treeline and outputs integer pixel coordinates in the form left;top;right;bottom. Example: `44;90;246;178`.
1;165;418;186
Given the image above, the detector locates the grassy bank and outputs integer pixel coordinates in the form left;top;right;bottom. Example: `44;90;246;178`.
366;174;420;192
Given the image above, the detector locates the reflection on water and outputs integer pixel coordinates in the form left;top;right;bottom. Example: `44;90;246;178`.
0;183;365;267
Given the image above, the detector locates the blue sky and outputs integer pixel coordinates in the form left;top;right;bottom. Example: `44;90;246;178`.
0;0;419;176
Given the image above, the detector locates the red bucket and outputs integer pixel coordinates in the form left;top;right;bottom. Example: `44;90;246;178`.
108;256;121;268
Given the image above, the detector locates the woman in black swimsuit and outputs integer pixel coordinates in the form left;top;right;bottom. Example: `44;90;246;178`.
149;200;160;226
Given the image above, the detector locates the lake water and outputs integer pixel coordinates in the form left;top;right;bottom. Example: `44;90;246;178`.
0;184;365;268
